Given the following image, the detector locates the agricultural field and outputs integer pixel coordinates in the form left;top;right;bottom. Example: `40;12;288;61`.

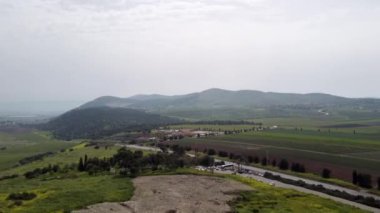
0;128;375;212
0;129;78;171
172;119;380;184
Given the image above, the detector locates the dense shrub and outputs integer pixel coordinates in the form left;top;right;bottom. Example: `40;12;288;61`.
198;155;215;167
7;192;37;201
24;164;60;179
207;149;216;156
278;159;289;170
271;159;277;167
291;163;305;173
261;157;267;166
218;151;229;158
357;173;372;189
322;168;331;179
19;152;54;165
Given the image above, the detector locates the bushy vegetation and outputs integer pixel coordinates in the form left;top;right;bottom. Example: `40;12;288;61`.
75;146;198;177
24;164;60;179
7;192;37;201
353;170;373;189
19;152;54;165
322;168;331;179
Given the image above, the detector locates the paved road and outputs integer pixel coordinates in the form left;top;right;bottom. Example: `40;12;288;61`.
213;169;380;213
221;159;380;200
122;144;380;212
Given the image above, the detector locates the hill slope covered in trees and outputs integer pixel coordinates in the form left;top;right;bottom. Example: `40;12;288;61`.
42;107;179;139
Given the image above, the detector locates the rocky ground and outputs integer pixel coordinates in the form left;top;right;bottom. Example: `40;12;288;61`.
74;175;252;213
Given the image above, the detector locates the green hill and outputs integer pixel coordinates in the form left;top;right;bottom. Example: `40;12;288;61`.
42;107;179;139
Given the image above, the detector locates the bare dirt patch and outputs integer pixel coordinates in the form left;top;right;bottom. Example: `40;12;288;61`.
74;175;252;213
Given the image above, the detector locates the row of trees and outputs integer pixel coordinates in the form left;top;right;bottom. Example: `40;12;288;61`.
18;152;54;165
202;148;307;174
264;172;380;209
201;147;380;189
204;148;306;172
24;164;60;179
163;135;184;141
352;170;374;189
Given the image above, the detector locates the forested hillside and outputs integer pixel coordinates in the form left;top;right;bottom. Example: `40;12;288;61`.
41;107;179;140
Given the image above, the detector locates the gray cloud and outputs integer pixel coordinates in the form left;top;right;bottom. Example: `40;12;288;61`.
0;0;380;104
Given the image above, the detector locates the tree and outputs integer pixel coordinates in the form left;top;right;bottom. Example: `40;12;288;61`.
247;156;254;163
278;159;289;170
261;157;267;166
357;173;372;189
229;153;235;159
78;157;85;171
353;170;358;185
322;168;331;178
271;159;277;167
84;154;88;168
253;156;260;164
172;145;185;156
199;155;214;167
207;149;216;156
218;151;228;158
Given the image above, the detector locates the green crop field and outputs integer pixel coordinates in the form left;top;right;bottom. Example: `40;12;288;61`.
173;120;380;183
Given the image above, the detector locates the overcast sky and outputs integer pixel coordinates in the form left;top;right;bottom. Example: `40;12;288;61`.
1;0;380;103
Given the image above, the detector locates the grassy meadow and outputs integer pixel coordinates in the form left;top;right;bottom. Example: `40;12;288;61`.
0;174;133;213
0;130;78;171
0;130;132;212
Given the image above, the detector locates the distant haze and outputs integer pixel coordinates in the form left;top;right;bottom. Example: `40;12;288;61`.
1;0;380;106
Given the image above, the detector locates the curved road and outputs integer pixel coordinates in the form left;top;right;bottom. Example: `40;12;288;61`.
122;144;380;212
215;169;379;212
